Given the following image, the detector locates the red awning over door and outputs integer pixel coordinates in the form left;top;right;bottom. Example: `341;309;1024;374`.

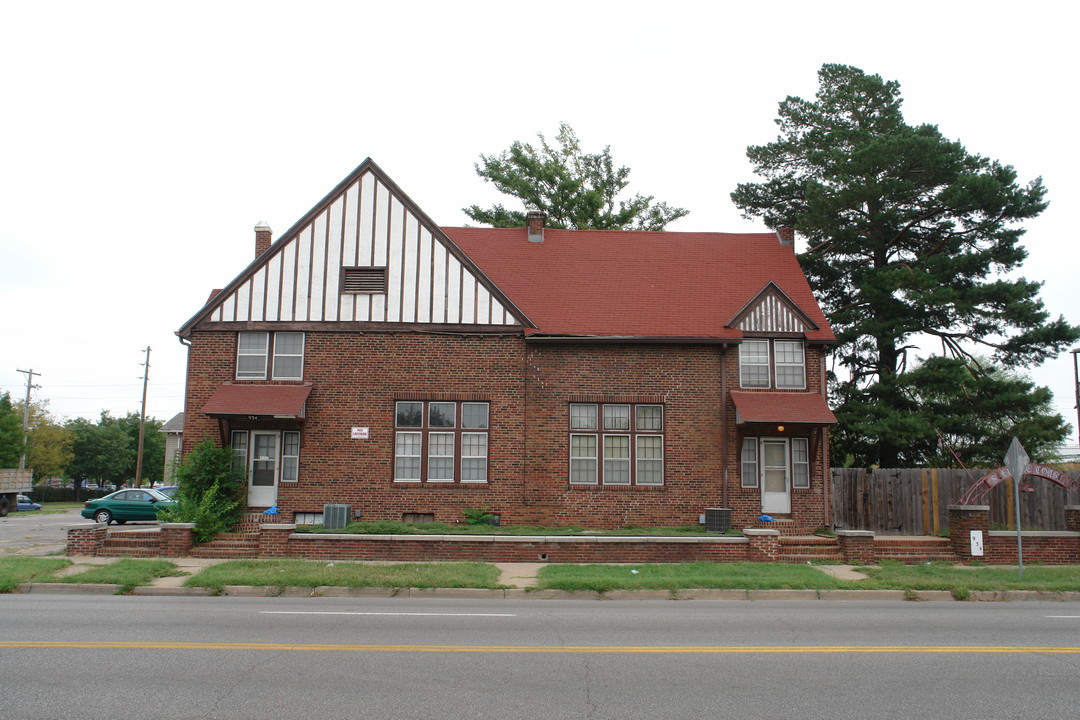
201;384;313;419
729;391;836;425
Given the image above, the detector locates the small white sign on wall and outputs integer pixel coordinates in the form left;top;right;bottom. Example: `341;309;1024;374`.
351;427;370;440
969;530;984;557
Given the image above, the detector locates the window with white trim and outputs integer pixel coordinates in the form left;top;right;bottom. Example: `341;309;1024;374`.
740;437;759;488
569;403;664;486
236;332;305;380
792;437;809;489
394;401;489;483
739;339;805;389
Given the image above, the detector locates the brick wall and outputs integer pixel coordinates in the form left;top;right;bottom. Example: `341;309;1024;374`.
182;330;833;532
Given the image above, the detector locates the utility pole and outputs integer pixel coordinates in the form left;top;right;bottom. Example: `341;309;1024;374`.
16;368;41;470
134;347;150;488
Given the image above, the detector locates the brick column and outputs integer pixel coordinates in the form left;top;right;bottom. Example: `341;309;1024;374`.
1065;506;1080;533
258;524;296;558
836;530;875;564
744;528;780;562
67;525;107;556
159;523;196;557
948;504;989;561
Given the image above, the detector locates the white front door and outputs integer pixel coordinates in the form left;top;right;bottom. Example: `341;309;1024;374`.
760;438;791;514
248;432;279;508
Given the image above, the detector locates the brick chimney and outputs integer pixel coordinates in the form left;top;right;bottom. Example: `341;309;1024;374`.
526;210;546;243
777;227;795;247
255;222;273;257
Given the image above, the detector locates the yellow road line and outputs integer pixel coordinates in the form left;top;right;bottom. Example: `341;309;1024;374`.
3;642;1080;654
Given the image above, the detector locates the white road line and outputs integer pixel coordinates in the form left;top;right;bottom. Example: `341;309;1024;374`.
259;611;517;617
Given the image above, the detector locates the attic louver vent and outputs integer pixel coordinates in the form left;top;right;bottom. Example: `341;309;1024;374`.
341;267;387;294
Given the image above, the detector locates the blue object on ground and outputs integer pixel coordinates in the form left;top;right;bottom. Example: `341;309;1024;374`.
263;505;279;515
758;514;774;522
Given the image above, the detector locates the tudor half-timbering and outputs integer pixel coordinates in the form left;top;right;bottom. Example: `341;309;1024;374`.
177;159;836;532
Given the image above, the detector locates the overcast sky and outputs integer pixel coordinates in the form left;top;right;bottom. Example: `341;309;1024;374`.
2;0;1077;444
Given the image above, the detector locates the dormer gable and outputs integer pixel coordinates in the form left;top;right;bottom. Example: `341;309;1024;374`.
728;282;819;335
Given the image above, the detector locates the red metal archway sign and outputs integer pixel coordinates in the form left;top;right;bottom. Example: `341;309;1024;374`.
958;462;1080;505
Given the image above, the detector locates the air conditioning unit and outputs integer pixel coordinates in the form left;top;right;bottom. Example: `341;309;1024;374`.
704;507;732;533
323;503;350;530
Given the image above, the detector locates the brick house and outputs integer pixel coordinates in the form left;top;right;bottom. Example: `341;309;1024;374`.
177;159;836;532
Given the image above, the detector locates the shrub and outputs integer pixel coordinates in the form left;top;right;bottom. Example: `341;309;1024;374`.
159;440;246;542
462;506;497;526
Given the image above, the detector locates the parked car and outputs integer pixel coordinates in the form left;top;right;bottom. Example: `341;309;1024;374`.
156;485;179;498
80;488;176;525
17;495;42;511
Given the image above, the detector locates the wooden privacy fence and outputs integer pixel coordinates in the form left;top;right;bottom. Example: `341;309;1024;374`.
830;468;1080;535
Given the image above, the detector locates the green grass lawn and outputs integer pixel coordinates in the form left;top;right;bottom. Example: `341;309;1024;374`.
861;560;1080;595
3;555;1080;596
0;556;180;593
183;559;504;593
536;562;861;592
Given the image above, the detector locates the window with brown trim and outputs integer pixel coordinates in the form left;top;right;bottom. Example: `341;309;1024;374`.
569;403;664;486
394;401;489;483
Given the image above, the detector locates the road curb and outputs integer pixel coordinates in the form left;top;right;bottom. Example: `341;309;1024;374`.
11;583;1080;601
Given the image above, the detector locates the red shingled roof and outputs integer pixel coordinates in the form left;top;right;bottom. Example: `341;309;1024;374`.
729;391;837;425
442;227;833;341
202;384;313;418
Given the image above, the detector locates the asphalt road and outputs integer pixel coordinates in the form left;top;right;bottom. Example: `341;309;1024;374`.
3;595;1079;719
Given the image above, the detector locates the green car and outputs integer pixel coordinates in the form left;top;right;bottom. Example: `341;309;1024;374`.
81;488;176;525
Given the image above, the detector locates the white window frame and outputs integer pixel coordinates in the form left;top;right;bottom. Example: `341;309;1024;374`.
741;437;759;488
281;431;300;483
236;331;306;381
739;339;806;389
272;332;305;381
792;437;810;489
569;433;598;485
739;340;771;388
236;333;269;379
774;340;806;390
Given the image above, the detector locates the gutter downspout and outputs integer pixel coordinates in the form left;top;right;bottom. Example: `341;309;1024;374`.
721;344;729;510
820;346;831;527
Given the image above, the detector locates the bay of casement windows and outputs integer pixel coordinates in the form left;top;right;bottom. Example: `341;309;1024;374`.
394;401;490;483
569;403;664;486
740;436;810;489
236;331;305;381
738;339;806;389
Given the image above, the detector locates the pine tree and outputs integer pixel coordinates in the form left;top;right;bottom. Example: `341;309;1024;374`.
465;123;688;230
732;64;1078;466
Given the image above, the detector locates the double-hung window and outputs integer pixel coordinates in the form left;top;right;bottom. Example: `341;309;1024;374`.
570;403;664;486
739;339;805;389
236;332;305;380
394;401;489;483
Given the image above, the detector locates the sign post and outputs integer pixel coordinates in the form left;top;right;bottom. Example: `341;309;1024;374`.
1003;437;1029;577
